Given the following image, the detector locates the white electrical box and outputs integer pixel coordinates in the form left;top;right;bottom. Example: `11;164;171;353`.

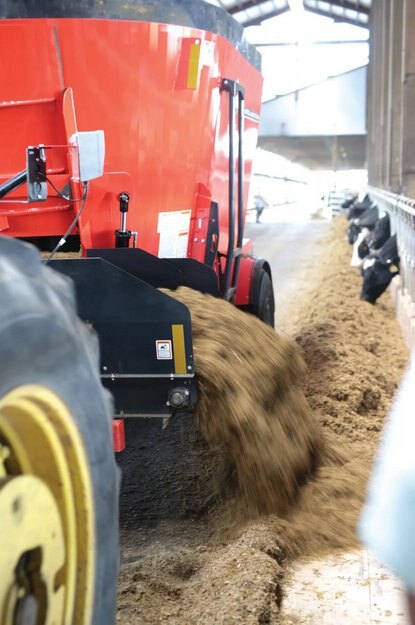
71;130;105;182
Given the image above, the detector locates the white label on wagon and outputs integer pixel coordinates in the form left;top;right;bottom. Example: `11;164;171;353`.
201;40;215;67
157;210;191;258
156;340;173;360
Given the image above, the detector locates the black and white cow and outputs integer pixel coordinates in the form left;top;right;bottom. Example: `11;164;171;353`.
367;213;391;251
348;203;379;244
355;213;391;262
360;234;399;304
347;194;373;221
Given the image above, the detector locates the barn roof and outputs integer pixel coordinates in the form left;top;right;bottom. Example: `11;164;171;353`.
211;0;371;28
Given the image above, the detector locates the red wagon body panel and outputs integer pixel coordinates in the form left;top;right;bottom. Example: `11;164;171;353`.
0;18;262;271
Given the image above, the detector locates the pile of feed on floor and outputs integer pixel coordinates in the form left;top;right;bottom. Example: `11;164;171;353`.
117;216;408;625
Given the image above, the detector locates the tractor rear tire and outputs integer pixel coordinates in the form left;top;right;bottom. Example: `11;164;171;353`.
0;237;119;625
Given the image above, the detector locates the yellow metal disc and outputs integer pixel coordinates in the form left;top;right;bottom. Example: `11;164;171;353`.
0;386;95;625
0;475;65;624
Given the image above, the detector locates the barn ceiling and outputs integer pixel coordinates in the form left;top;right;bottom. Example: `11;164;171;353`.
214;0;371;28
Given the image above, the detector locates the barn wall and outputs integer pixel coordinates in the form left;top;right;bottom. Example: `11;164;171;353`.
368;0;415;349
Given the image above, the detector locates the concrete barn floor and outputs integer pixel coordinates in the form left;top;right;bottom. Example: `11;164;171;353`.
245;202;330;328
281;550;406;625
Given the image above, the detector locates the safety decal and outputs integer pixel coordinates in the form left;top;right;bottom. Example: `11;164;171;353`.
156;340;173;360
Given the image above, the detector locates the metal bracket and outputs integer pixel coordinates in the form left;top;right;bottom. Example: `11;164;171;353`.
27;146;47;202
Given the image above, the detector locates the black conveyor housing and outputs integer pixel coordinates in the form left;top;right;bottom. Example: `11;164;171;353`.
50;257;197;418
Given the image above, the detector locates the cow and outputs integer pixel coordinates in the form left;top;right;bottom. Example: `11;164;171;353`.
353;212;391;264
351;227;371;267
347;194;373;221
342;194;358;209
360;234;399;304
367;212;391;251
348;203;379;244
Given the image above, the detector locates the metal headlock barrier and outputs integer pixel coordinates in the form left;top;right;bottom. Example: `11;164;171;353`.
369;187;415;348
369;188;415;302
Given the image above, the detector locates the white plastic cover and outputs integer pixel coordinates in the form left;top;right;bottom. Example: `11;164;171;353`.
72;130;105;182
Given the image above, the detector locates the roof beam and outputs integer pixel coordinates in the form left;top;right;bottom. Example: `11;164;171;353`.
287;0;304;11
228;0;288;15
304;6;369;27
255;39;368;45
310;0;370;16
241;7;290;26
228;0;262;14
